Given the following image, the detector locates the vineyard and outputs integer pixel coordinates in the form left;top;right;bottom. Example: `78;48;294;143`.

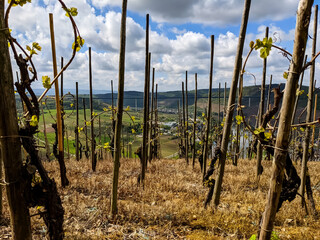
1;0;320;240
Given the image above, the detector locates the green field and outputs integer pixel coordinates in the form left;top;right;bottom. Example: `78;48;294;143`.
35;105;179;159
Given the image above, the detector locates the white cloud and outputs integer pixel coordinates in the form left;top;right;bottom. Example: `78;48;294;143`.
91;0;299;26
170;27;187;35
6;0;318;94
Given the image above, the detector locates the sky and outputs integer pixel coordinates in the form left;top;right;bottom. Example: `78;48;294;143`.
6;0;320;92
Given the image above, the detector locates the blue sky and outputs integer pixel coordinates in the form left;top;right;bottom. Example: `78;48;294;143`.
6;0;320;92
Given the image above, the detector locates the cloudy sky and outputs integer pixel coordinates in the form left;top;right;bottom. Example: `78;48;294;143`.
7;0;320;92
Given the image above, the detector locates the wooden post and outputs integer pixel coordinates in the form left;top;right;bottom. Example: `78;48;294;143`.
148;67;155;162
65;127;70;159
311;93;317;157
212;0;251;206
224;82;227;117
129;143;132;158
141;14;149;185
266;75;273;113
203;35;214;178
146;53;151;165
260;1;313;238
111;80;115;156
218;82;221;126
182;82;186;160
122;127;124;158
60;56;65;158
291;56;308;125
0;0;32;236
256;27;269;178
99;116;102;160
111;0;127;216
185;71;189;164
83;98;89;158
49;13;69;187
0;148;2;216
41;103;50;159
178;100;182;157
192;73;198;168
155;84;160;158
234;60;243;166
89;47;96;171
75;82;79;161
300;3;317;204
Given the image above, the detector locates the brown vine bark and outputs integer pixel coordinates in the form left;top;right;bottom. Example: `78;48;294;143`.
0;1;32;238
110;0;127;216
259;1;313;238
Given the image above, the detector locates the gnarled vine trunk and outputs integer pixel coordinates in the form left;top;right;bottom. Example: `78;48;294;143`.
0;1;32;238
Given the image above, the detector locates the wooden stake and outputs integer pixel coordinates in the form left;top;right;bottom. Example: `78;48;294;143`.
41;103;51;160
185;71;189;164
256;27;269;178
182;81;186;160
111;0;127;216
66;127;70;159
141;14;149;185
300;4;317;204
234;58;243;166
99;116;102;160
149;67;155;162
260;1;313;238
155;84;160;158
146;52;151;167
291;56;308;125
218;82;221;126
75;82;80;161
224;82;227;117
88;47;96;171
0;148;2;217
203;35;214;178
212;0;251;206
192;73;198;168
83;98;89;158
266;75;273;113
311;93;317;156
49;13;69;187
178;100;182;157
60;56;65;157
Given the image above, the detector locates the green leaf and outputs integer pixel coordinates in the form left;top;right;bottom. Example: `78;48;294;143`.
235;115;243;125
249;234;257;240
296;89;304;96
65;7;78;17
264;131;272;140
30;115;38;127
32;42;41;51
249;41;254;49
42;76;51;89
271;231;280;240
72;36;85;52
255;37;273;59
254;127;265;135
283;72;288;79
260;47;269;59
8;0;31;7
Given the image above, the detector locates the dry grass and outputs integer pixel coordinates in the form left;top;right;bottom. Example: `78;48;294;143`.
1;157;320;239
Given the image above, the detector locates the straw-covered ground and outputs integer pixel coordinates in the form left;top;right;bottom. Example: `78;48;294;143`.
1;157;320;239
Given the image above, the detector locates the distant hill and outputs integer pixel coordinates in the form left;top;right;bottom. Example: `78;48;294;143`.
32;88;110;96
32;84;317;123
